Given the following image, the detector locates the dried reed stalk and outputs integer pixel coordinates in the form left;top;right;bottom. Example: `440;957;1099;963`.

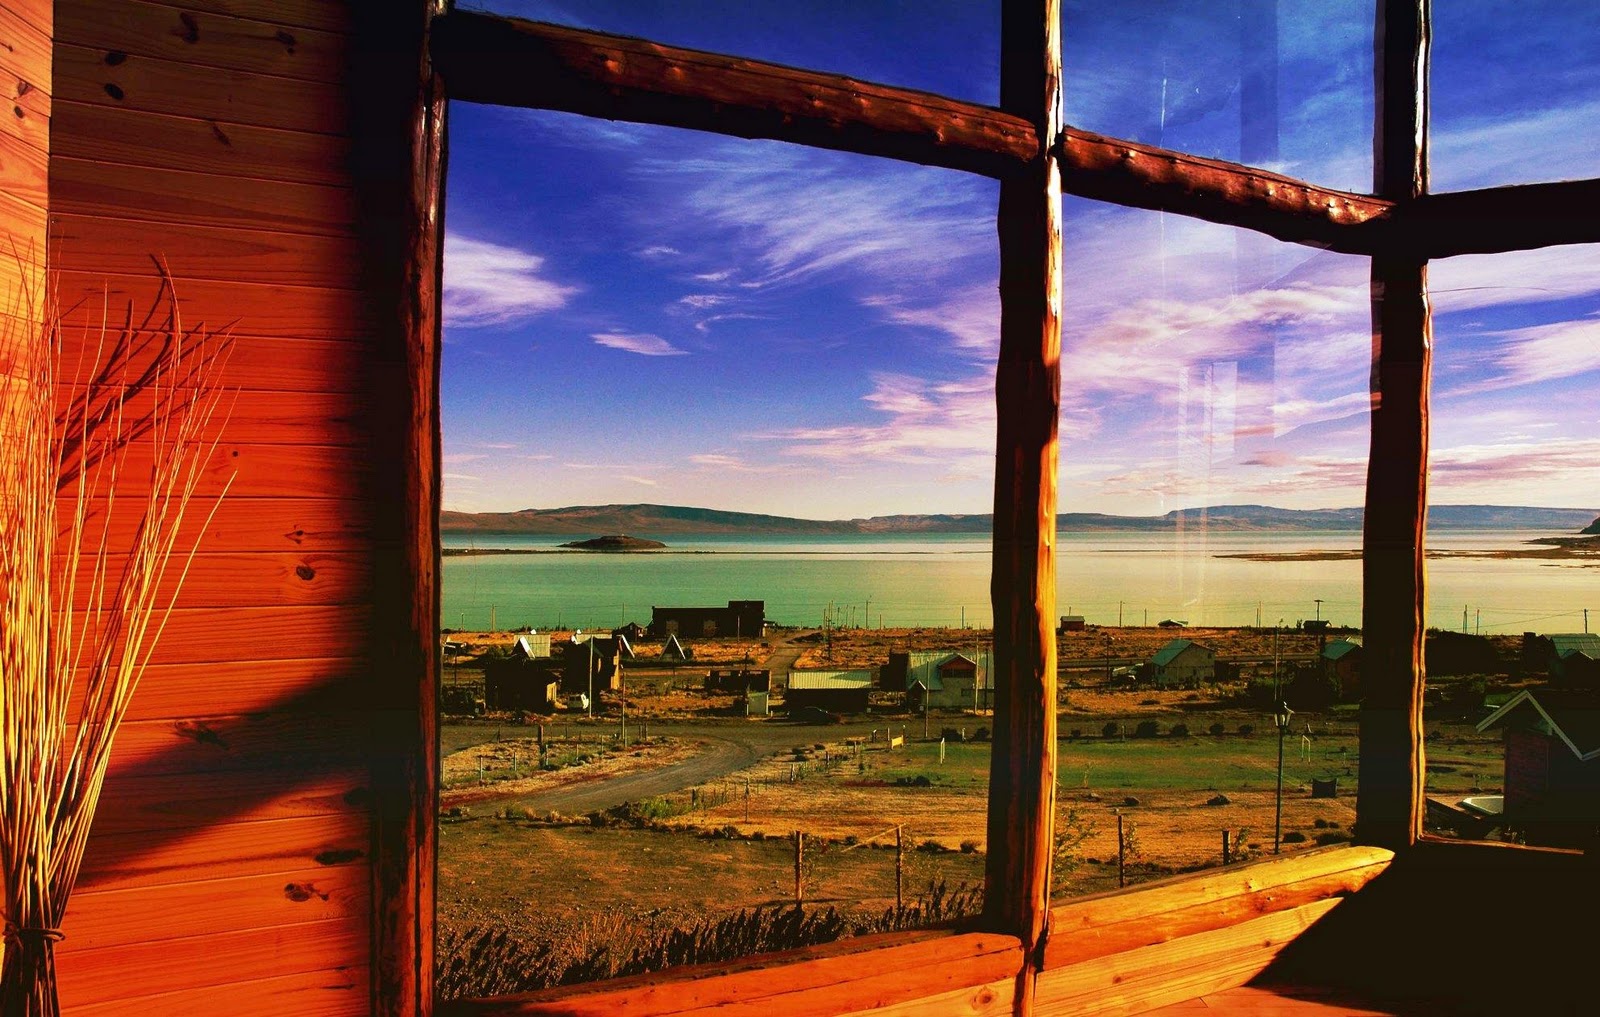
0;272;232;1017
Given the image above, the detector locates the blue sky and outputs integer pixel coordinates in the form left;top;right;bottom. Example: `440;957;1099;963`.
440;1;1600;519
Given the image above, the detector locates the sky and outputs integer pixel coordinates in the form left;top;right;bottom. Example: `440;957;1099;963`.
439;0;1600;520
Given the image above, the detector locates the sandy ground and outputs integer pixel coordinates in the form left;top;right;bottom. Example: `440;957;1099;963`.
440;737;699;808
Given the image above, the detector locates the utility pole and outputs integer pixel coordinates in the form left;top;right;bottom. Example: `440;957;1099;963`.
587;636;595;718
490;604;496;631
1314;599;1323;624
1463;604;1469;635
1273;619;1283;700
1119;600;1124;627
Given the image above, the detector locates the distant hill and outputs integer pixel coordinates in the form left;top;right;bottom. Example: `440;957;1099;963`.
1585;516;1600;535
440;502;1598;536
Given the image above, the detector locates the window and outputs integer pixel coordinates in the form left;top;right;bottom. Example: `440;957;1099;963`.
387;2;1600;1011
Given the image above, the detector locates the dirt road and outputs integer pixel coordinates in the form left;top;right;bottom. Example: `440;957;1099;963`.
442;716;888;816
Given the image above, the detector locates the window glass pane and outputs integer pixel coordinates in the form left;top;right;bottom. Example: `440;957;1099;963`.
1421;247;1600;846
1053;199;1370;898
465;0;999;105
1062;0;1373;194
437;106;999;999
1432;1;1600;191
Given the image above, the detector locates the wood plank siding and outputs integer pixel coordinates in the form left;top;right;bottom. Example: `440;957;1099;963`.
43;2;408;1012
0;0;49;390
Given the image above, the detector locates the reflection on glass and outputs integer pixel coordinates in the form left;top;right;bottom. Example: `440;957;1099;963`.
1062;0;1373;193
464;0;999;105
1432;0;1600;191
1419;247;1600;846
437;108;999;998
1052;199;1369;897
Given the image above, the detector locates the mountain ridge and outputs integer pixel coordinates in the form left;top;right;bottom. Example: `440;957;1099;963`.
440;502;1599;536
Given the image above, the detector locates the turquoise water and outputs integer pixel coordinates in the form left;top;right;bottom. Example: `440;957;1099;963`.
442;530;1594;634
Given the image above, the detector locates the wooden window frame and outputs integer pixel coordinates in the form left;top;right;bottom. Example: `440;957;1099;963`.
380;1;1600;1013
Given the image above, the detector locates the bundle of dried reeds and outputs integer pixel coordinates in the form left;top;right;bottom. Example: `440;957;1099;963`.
0;276;231;1017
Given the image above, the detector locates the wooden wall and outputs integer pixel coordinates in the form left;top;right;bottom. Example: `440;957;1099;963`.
0;0;50;382
47;2;394;1013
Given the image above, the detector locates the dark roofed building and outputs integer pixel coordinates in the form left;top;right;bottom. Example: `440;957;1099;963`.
786;670;872;714
1478;689;1600;848
649;600;765;639
1521;632;1600;688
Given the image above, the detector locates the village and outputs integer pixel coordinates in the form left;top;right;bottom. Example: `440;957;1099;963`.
435;596;1600;992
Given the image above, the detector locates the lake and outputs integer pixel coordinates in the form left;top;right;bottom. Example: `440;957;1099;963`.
441;530;1595;635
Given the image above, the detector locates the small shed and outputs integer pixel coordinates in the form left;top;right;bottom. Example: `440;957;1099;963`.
786;670;872;714
1322;638;1363;700
661;633;691;662
1149;639;1216;689
745;691;770;717
1060;615;1086;632
1477;689;1600;847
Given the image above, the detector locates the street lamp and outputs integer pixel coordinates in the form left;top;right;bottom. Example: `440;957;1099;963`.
1274;700;1294;854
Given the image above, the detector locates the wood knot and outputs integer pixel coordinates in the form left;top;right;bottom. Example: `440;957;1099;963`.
15;80;30;95
12;106;21;119
103;83;125;101
103;51;126;66
295;564;316;581
276;30;297;54
174;720;229;750
283;882;330;903
313;849;363;866
176;12;201;44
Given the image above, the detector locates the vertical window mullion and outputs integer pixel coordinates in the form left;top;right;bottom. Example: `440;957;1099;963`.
986;0;1062;1002
1358;0;1431;852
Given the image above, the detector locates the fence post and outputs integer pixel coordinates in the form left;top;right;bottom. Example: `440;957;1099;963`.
896;824;904;912
1222;829;1231;866
1117;812;1126;887
795;831;805;904
744;778;750;823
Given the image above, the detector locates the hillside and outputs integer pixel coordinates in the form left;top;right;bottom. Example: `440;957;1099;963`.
440;502;1599;536
1585;516;1600;535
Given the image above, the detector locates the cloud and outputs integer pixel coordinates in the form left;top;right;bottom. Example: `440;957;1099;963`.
863;285;1000;357
776;373;995;464
621;475;658;486
442;472;481;482
1432;101;1600;192
444;233;577;327
694;270;735;283
675;294;732;311
591;332;688;356
637;245;680;259
1430;246;1600;313
443;453;487;464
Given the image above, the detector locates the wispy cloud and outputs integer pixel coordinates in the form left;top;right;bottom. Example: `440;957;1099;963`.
675;294;732;311
444;233;577;327
637;245;680;259
776;373;994;464
591;332;688;356
621;475;659;486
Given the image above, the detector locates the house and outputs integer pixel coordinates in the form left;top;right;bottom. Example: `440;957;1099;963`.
785;670;872;714
1477;689;1600;847
902;652;992;712
1149;639;1216;689
649;600;765;638
1059;614;1086;632
511;632;552;659
1522;632;1600;688
706;668;771;693
562;633;625;696
1322;638;1363;700
612;622;647;641
483;655;560;713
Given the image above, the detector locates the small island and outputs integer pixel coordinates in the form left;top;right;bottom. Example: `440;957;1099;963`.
558;534;667;551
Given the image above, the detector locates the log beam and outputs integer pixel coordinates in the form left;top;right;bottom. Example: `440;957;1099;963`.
1358;0;1431;854
984;1;1060;1011
429;10;1038;178
1404;178;1600;258
1055;127;1390;253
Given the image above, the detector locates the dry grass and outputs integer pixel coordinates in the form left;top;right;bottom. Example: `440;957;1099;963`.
0;278;229;1015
